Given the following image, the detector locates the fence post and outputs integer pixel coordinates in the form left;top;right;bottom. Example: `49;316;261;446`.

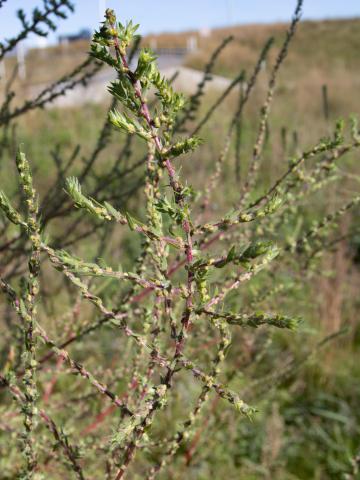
0;60;6;83
17;41;27;81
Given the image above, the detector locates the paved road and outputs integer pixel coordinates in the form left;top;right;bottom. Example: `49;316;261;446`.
28;62;233;109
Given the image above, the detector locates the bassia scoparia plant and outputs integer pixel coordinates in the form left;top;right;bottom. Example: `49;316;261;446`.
1;1;360;478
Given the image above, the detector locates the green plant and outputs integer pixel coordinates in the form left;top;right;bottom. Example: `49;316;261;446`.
1;2;360;479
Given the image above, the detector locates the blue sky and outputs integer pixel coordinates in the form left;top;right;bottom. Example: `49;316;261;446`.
1;0;360;47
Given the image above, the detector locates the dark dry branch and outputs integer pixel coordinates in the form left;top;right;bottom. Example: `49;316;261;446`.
0;0;74;60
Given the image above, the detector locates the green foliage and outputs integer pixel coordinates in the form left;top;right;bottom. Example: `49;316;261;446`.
0;190;24;225
167;136;203;158
135;48;157;80
109;109;152;140
65;176;112;220
0;2;360;480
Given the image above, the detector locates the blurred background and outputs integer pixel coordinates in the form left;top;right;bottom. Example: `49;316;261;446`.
1;0;360;113
2;0;360;42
